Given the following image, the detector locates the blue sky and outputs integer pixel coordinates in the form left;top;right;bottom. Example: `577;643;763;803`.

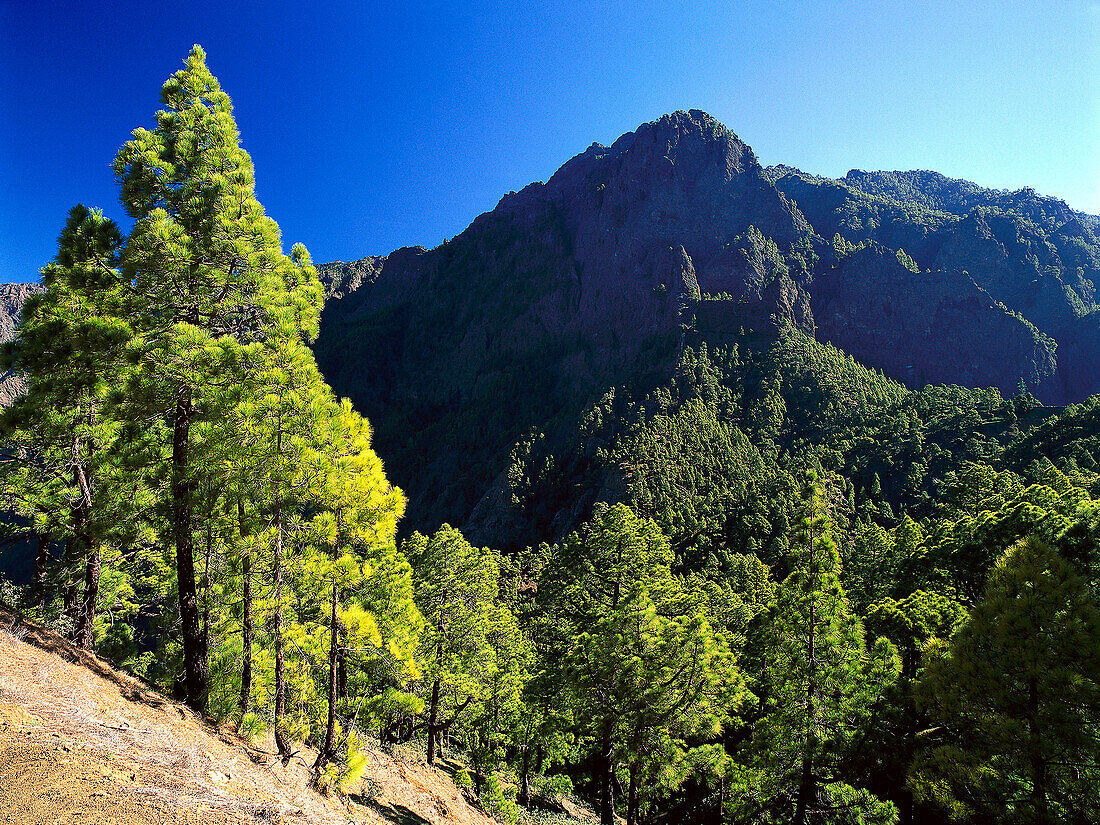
2;0;1097;281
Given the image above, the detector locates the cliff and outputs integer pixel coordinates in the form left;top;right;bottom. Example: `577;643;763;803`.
0;283;42;406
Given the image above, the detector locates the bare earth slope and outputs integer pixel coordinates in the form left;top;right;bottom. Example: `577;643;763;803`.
0;606;497;825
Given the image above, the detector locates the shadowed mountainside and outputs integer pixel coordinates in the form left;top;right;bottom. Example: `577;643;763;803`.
314;112;1100;538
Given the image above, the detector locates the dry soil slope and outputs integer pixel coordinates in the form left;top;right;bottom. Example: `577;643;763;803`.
0;605;498;825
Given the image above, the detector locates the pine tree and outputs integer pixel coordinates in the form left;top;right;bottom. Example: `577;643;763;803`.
229;333;333;755
911;537;1100;823
309;399;412;777
111;45;323;712
739;471;900;825
0;205;131;648
544;503;742;825
405;525;524;766
568;590;741;825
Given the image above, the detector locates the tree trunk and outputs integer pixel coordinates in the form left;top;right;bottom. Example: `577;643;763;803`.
172;391;207;712
426;676;441;765
315;511;343;774
201;518;213;659
72;431;97;651
600;720;616;825
196;518;213;680
73;544;100;650
31;534;49;610
237;500;252;716
626;759;640;825
1028;676;1049;824
272;498;290;759
61;538;79;631
337;629;348;701
793;596;817;825
519;747;532;808
426;605;446;765
314;577;340;775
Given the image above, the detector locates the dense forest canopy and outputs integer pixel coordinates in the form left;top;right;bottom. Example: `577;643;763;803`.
2;48;1100;825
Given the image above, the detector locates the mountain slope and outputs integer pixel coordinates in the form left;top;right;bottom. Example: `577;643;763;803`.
0;605;499;825
769;164;1100;400
314;111;1100;543
315;110;814;531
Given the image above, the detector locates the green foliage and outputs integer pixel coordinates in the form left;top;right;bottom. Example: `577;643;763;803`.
1;48;418;775
912;537;1100;823
238;711;266;743
739;472;900;824
531;773;573;799
480;772;521;825
540;504;744;824
13;60;1100;825
405;525;528;765
338;729;370;794
895;248;919;273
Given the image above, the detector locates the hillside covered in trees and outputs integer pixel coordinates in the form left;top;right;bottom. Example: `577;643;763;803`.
3;47;1100;825
313;110;1100;544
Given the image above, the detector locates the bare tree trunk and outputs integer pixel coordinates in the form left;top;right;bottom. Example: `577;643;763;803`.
31;534;49;610
1028;677;1049;824
600;720;616;825
201;518;213;658
272;498;290;759
173;391;207;712
426;603;446;766
61;538;79;631
519;746;532;808
313;577;340;775
793;596;817;825
73;544;100;650
337;628;348;701
72;429;97;651
314;510;344;778
237;500;252;716
426;676;441;765
626;759;640;825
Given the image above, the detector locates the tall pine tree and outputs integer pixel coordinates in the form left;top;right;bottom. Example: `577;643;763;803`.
111;46;322;712
738;471;900;825
0;205;131;649
911;537;1100;824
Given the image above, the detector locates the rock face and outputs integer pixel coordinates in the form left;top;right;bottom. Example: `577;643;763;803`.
772;166;1100;402
812;243;1057;392
315;111;816;529
0;283;41;406
311;112;1100;532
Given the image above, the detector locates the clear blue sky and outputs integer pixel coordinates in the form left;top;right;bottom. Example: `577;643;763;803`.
2;0;1098;281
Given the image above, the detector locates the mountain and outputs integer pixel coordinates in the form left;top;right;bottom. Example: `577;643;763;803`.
768;166;1100;399
4;113;1097;551
316;110;817;534
314;111;1100;544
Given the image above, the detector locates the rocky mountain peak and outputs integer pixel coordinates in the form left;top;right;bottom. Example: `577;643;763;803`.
609;109;752;181
313;112;1100;534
